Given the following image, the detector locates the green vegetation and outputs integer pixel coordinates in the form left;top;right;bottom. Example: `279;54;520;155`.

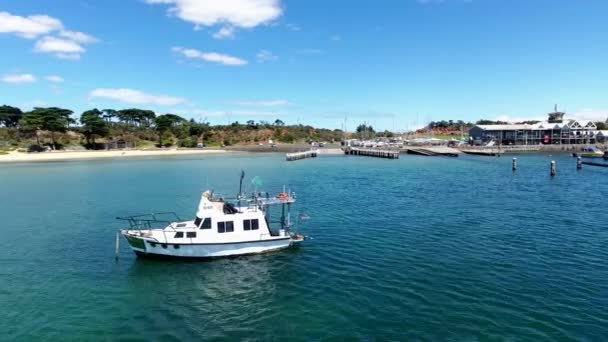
516;120;541;125
474;119;508;125
0;105;23;127
0;104;346;150
428;120;474;129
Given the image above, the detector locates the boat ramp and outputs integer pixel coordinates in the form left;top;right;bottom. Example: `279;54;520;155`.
405;147;461;157
461;150;498;156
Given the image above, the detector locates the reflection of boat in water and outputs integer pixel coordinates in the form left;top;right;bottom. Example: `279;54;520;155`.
573;146;604;158
118;176;306;259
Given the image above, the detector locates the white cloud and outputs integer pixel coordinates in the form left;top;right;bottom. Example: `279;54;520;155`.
0;11;97;59
55;52;82;60
571;109;608;122
172;47;247;66
34;36;85;59
297;48;322;54
235;100;291;106
145;0;283;37
285;23;301;31
89;88;187;105
0;11;62;38
1;73;37;84
418;0;473;4
494;115;544;123
495;109;608;123
171;107;289;118
228;109;286;116
256;50;277;62
58;30;97;43
45;75;64;83
212;26;235;39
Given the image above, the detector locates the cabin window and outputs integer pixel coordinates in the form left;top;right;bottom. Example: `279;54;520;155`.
174;232;184;238
243;219;259;231
194;217;202;227
200;218;211;229
176;223;187;228
218;221;234;233
186;232;196;238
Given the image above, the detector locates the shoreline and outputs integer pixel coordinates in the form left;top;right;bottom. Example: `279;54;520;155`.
0;143;346;164
0;143;597;164
0;148;231;163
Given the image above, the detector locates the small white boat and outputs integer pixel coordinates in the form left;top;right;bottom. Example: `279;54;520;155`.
575;146;605;158
118;181;305;259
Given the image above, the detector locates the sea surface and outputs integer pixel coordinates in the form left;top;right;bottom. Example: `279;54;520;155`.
1;152;607;340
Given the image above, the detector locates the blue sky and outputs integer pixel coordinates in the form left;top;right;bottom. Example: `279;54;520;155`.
1;0;607;131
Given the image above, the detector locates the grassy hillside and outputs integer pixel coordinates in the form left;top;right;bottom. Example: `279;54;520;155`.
0;122;345;149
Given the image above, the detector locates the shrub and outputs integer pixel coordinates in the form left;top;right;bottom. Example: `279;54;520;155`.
27;145;46;152
179;137;197;148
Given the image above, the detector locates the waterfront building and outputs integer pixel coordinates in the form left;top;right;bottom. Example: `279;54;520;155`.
469;107;600;145
595;131;608;143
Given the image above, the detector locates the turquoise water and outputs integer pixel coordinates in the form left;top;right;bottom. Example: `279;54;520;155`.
1;152;607;340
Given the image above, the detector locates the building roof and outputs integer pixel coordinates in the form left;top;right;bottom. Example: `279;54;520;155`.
474;119;597;131
474;124;532;131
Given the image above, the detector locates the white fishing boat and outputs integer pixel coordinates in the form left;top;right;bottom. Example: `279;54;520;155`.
118;176;306;259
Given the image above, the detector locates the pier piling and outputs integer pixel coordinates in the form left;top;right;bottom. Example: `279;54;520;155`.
576;157;582;170
512;158;517;171
550;160;556;176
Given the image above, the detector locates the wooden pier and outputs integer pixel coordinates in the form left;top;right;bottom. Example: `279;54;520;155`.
344;147;400;159
405;147;461;157
286;150;318;161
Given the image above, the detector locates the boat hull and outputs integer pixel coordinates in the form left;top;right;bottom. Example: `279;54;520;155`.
123;234;295;258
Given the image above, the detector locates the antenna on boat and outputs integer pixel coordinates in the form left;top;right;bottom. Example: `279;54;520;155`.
238;170;245;209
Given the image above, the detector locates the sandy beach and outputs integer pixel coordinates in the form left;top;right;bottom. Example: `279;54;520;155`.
0;148;230;163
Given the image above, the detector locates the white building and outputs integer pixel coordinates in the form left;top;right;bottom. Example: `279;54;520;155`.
469;107;601;145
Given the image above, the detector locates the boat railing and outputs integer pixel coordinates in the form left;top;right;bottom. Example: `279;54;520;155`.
211;192;296;207
116;212;183;230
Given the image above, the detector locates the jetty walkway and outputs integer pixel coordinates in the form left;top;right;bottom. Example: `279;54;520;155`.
286;150;318;161
344;147;400;159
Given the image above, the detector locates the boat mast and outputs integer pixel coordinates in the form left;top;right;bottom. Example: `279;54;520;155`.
280;185;286;230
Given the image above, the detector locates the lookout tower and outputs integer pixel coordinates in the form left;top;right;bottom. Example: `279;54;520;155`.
547;104;565;123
